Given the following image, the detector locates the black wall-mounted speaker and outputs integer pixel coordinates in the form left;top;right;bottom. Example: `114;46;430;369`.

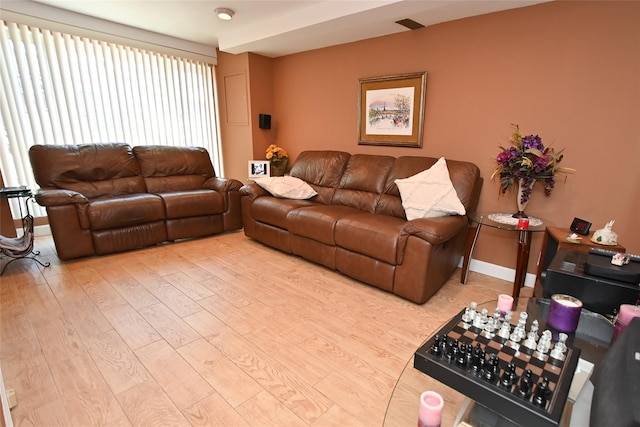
259;114;271;129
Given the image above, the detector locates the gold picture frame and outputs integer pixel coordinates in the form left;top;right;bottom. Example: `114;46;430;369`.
358;72;427;147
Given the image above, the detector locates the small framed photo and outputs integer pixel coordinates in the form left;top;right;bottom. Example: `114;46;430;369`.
248;160;270;179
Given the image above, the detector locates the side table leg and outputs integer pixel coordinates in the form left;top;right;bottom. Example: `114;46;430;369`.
512;230;532;298
461;222;482;284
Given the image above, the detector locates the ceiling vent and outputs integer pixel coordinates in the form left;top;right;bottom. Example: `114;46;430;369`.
395;19;425;30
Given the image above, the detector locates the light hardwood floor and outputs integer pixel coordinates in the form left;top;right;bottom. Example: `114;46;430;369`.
1;231;517;426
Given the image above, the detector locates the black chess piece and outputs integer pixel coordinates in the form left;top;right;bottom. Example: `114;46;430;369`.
456;343;467;367
464;343;473;367
500;363;517;390
471;345;485;375
431;335;442;356
517;369;534;399
440;335;448;356
483;353;500;382
533;377;550;408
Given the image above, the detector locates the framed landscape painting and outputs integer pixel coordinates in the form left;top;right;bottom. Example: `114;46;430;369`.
358;72;427;147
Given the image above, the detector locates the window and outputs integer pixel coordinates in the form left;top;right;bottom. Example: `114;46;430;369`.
0;20;222;219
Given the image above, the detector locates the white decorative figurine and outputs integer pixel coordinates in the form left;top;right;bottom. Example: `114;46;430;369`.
591;220;618;246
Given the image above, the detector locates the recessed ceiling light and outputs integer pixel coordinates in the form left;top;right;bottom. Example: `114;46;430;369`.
215;8;235;21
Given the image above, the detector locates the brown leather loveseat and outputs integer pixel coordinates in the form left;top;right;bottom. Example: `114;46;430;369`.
240;150;482;304
29;143;243;260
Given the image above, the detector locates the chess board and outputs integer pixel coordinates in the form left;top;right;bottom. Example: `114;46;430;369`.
414;306;580;427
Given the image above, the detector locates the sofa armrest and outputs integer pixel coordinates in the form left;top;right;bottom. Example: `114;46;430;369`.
400;215;468;246
35;189;91;229
204;177;243;193
239;182;270;201
397;215;468;264
35;189;89;207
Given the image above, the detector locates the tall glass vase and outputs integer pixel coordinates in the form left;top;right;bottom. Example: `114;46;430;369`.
513;179;535;218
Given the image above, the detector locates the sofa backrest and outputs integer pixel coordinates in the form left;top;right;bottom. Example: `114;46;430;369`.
332;154;395;213
133;146;216;192
29;143;146;198
289;150;482;219
289;150;350;204
381;156;482;218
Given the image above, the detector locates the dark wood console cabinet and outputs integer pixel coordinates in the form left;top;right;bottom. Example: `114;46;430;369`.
534;227;626;297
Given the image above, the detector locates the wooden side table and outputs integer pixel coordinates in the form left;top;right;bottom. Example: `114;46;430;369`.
461;212;549;299
533;226;626;297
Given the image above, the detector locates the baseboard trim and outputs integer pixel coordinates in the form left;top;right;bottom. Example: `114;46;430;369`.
458;257;536;288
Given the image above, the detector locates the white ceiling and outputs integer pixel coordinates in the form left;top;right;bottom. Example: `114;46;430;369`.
6;0;551;58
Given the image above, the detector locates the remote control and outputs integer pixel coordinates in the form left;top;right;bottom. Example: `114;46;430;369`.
589;247;640;263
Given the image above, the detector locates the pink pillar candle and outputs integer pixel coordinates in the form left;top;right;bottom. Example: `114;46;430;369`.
612;304;640;343
418;391;443;427
497;294;514;314
547;294;583;333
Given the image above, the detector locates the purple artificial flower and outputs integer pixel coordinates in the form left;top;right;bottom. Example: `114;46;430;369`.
521;134;544;151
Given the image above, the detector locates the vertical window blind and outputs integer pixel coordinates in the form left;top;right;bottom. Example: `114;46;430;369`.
0;20;222;219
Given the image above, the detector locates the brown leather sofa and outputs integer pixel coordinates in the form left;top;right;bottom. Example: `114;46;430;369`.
240;150;482;304
29;143;243;260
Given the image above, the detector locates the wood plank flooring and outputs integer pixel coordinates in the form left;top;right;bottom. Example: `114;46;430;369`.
0;231;514;426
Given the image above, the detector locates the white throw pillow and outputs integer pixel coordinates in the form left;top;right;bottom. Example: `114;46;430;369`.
394;157;466;220
254;176;318;199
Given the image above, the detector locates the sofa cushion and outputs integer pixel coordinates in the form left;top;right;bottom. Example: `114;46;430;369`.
395;157;466;220
286;205;363;245
335;213;406;265
88;194;165;229
251;198;316;229
332;154;395;212
157;190;224;218
289;150;350;204
253;176;318;199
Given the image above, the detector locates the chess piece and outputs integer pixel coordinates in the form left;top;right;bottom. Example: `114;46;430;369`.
431;335;442;356
510;324;525;343
517;311;528;326
456;343;467;367
484;317;496;338
529;319;540;341
555;333;568;354
473;311;485;329
500;363;517;389
504;311;513;324
469;301;478;320
464;344;473;367
550;332;569;361
483;353;500;382
462;308;472;325
536;330;552;355
498;321;511;340
471;345;485;375
517;369;534;399
523;331;537;352
533;377;551;408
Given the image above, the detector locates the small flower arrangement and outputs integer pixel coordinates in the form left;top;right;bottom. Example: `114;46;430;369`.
491;125;574;204
265;144;288;164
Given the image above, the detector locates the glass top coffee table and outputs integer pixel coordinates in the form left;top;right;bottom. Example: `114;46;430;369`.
383;297;613;426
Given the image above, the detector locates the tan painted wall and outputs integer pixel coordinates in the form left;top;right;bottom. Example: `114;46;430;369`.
215;52;253;181
218;1;640;272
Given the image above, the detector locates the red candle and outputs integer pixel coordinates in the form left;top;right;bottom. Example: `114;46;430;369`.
517;218;530;230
